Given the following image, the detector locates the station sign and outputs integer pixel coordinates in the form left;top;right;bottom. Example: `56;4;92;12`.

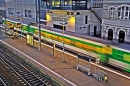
52;17;67;22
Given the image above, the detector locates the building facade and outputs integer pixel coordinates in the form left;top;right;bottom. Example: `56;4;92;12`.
0;0;5;23
5;0;103;36
0;0;6;17
102;0;130;43
44;0;103;36
46;10;101;36
5;0;37;21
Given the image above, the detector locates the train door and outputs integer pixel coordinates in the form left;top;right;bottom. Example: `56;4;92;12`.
94;26;97;36
118;30;125;43
108;29;113;40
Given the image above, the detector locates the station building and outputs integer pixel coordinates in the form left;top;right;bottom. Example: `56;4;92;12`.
102;0;130;43
0;0;6;23
43;0;103;36
5;0;103;36
5;0;37;21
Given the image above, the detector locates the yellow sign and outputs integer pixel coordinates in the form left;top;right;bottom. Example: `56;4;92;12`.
52;17;67;22
27;33;34;46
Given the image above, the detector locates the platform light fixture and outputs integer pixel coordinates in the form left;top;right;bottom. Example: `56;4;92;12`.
60;22;68;62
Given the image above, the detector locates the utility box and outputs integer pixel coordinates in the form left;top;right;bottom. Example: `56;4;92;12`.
93;70;108;83
27;33;34;47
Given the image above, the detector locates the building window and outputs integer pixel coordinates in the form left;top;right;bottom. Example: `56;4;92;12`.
28;10;32;18
85;16;88;24
25;10;27;17
25;10;32;18
77;12;80;15
118;6;130;20
8;8;13;15
109;7;115;18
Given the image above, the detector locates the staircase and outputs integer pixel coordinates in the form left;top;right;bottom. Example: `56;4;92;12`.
91;9;102;23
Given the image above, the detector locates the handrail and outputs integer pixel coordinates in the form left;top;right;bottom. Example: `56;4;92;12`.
91;8;102;22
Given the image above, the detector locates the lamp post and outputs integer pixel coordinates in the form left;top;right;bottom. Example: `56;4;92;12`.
16;12;23;42
60;22;67;62
20;17;22;41
37;0;41;50
47;20;55;57
4;15;7;36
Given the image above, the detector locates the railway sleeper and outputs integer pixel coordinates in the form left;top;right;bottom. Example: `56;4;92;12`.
17;70;28;73
31;80;41;84
30;81;42;85
28;78;37;82
33;83;45;86
13;67;23;70
22;73;30;76
25;76;35;80
19;71;29;74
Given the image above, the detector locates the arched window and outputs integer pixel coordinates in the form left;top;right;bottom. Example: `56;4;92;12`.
118;6;130;20
109;7;115;18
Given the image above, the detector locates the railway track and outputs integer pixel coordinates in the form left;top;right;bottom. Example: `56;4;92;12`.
0;77;7;86
2;29;130;80
38;37;130;77
0;46;62;86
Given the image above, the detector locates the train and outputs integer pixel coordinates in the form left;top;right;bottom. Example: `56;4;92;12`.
2;19;130;73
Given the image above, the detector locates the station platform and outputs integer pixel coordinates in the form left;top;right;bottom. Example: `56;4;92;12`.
0;34;130;86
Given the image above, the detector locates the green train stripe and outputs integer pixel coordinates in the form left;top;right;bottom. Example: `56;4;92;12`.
4;20;130;68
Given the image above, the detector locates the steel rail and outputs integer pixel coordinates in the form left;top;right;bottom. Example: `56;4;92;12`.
2;47;59;86
0;49;51;86
0;78;7;86
0;40;77;86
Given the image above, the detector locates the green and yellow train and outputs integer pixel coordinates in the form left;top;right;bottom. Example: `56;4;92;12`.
3;19;130;72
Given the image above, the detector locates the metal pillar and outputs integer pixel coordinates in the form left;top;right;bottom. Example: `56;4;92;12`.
35;0;38;22
95;58;100;73
37;0;41;50
60;22;67;62
62;26;65;62
20;17;22;42
5;16;7;36
53;42;55;57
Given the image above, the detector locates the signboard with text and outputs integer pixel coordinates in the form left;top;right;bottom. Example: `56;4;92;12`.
27;33;34;46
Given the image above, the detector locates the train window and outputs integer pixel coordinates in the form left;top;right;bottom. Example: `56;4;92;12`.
17;23;21;25
71;12;74;15
67;12;70;15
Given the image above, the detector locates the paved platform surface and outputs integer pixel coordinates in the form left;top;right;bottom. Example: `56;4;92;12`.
0;35;130;86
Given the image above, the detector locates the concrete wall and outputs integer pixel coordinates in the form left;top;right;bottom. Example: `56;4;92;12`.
75;10;101;36
47;10;75;32
47;10;101;36
5;0;36;21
